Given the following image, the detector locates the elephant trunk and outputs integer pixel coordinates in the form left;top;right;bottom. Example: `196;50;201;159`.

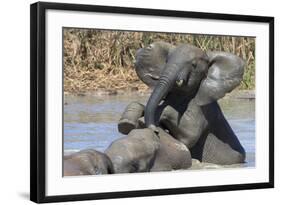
145;64;180;130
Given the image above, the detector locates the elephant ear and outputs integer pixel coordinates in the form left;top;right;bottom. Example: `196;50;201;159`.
194;51;245;106
135;42;174;87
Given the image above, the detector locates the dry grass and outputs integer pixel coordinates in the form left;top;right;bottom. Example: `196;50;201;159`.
64;28;255;94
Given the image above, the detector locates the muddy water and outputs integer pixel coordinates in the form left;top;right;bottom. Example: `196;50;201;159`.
64;93;255;167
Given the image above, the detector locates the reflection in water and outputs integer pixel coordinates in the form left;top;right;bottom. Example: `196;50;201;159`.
64;93;255;167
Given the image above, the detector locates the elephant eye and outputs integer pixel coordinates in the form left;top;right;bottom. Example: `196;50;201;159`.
147;44;153;49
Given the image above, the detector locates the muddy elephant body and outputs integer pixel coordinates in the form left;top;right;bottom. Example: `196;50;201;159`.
159;98;245;165
64;149;114;176
119;99;245;165
150;127;192;171
105;128;160;173
118;42;246;165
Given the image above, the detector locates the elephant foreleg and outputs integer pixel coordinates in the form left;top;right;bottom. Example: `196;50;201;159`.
118;102;145;134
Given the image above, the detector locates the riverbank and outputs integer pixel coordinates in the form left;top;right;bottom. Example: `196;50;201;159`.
64;89;255;100
64;29;255;94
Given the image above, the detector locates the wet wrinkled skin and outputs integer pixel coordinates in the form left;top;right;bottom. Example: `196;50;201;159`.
105;128;160;173
159;98;208;148
160;99;245;165
150;128;192;172
64;149;114;176
190;102;246;165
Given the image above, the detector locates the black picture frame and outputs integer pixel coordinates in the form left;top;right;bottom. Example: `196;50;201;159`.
30;1;274;203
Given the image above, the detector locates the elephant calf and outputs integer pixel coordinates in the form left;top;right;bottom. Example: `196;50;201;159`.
115;120;193;172
105;128;160;173
64;149;114;176
137;42;245;165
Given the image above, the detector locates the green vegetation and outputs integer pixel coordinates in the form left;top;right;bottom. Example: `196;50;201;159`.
64;28;255;94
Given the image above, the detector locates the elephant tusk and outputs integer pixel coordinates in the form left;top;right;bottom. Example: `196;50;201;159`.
176;79;184;87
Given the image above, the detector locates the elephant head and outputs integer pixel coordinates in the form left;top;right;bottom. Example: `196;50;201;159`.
135;42;245;131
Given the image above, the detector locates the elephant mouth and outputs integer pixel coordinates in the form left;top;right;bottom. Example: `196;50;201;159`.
176;79;184;87
176;70;190;88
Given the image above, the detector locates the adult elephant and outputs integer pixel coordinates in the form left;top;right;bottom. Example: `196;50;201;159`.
121;42;246;165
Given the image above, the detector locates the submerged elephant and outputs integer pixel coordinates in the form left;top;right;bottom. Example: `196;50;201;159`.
119;42;246;165
105;128;160;173
106;126;192;173
64;149;114;176
150;127;192;172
